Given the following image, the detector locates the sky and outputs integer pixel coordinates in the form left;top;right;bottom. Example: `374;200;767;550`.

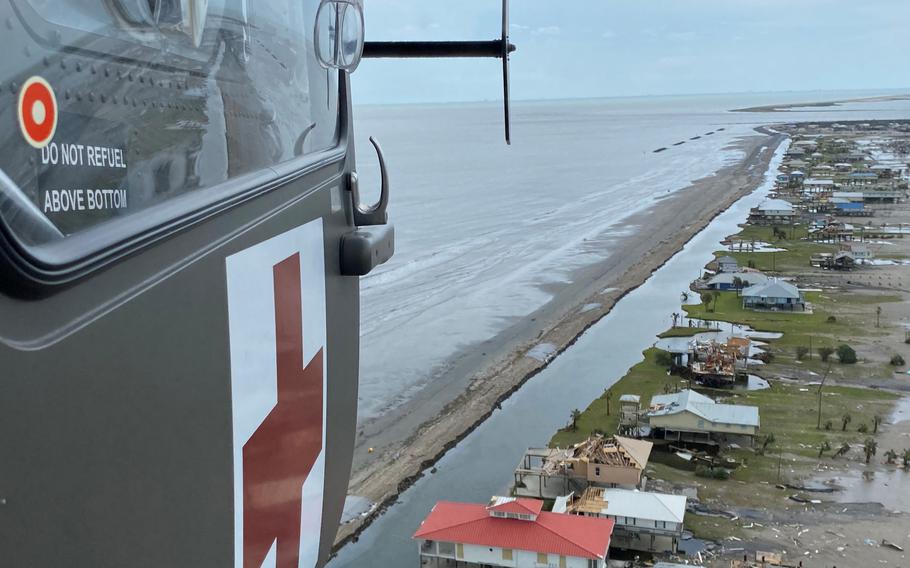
352;0;910;104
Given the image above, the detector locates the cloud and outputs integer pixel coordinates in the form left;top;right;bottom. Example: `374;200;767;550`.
668;31;698;41
532;25;561;36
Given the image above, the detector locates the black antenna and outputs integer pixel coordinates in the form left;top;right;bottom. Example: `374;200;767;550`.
362;1;516;144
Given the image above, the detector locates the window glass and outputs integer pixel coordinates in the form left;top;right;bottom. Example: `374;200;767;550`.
0;1;338;247
437;541;455;557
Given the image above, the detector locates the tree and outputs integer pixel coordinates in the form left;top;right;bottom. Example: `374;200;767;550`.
858;423;869;434
758;432;776;455
655;350;673;367
842;413;852;432
903;449;910;468
712;291;721;312
873;414;883;434
818;440;831;458
604;389;613;416
884;449;898;465
876;306;882;328
818;346;835;362
700;292;713;312
834;442;851;458
796;346;809;360
891;354;906;366
732;276;744;290
836;344;857;364
570;409;582;431
863;438;878;464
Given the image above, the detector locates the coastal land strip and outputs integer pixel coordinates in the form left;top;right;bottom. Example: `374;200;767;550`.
333;127;786;549
733;93;910;113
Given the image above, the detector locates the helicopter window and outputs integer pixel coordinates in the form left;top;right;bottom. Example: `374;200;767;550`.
0;0;339;249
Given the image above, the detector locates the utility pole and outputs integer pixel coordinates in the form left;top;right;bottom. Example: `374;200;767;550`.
817;362;832;430
777;446;783;482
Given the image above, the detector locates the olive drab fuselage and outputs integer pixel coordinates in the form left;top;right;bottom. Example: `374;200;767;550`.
0;2;372;566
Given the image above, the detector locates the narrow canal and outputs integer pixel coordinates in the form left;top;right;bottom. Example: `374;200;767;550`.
329;139;788;566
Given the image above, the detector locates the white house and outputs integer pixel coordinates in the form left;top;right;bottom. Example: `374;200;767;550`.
705;271;768;291
646;389;760;443
741;279;804;311
842;242;874;261
715;255;739;273
554;487;687;554
414;497;614;568
803;178;836;193
749;199;796;225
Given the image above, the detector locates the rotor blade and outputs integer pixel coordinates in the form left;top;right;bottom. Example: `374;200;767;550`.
502;0;508;41
502;0;511;144
503;55;511;145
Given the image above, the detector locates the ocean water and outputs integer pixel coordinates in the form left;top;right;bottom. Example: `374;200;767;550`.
352;90;910;422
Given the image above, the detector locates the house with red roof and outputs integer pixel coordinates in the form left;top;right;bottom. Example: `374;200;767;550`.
413;496;614;568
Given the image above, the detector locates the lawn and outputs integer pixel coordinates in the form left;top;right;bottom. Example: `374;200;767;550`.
657;327;720;338
685;382;899;511
684;290;847;349
717;224;835;273
685;289;900;377
547;344;899;517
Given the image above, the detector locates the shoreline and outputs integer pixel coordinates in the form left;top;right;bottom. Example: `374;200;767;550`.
333;127;787;550
733;95;910;113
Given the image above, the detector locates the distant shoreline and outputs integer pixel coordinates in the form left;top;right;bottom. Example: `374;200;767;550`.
333;126;786;551
733;93;910;113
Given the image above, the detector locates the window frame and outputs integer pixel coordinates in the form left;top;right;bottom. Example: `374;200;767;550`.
0;1;349;298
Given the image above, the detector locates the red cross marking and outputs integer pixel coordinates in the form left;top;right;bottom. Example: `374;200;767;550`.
243;253;324;568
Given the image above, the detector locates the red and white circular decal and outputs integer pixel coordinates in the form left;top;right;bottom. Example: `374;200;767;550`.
17;76;58;149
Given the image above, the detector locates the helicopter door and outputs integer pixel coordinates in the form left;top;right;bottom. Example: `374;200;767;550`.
0;1;376;566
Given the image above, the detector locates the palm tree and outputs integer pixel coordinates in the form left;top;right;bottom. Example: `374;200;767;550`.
834;442;851;458
759;432;776;455
603;390;613;416
884;449;898;465
570;408;582;431
700;292;713;312
873;414;883;434
863;438;878;464
842;413;852;432
712;291;721;311
902;449;910;468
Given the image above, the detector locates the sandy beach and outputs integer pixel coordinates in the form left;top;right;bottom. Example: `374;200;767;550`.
334;128;786;548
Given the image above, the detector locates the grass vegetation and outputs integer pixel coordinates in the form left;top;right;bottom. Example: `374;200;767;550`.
657;327;720;338
719;224;835;273
684;290;843;349
684;289;900;352
548;343;898;524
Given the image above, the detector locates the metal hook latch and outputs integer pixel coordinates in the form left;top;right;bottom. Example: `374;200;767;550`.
340;136;395;276
350;136;389;226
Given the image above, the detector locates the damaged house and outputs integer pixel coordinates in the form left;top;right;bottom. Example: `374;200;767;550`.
514;436;653;499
